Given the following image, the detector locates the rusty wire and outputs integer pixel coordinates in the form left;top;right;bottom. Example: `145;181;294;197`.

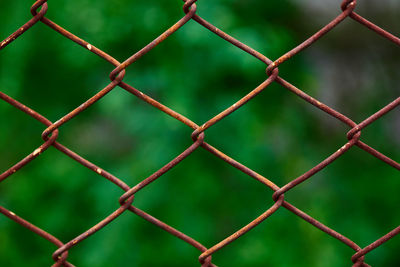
1;0;399;266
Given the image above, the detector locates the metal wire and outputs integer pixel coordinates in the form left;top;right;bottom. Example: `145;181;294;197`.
1;0;399;266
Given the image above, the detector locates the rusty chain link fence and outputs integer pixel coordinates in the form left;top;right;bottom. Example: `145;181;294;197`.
1;0;399;266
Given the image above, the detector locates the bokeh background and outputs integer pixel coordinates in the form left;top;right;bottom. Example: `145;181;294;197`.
1;0;399;266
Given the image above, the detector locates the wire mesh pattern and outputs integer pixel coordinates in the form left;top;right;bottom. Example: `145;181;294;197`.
1;0;399;266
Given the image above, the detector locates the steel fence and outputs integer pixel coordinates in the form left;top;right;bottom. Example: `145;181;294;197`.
1;0;399;266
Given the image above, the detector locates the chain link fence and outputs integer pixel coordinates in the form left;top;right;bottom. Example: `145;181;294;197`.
1;0;399;266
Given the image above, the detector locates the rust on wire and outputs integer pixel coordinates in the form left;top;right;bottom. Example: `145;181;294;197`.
0;0;399;266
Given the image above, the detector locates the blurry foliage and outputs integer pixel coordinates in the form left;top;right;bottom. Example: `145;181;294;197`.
0;0;399;266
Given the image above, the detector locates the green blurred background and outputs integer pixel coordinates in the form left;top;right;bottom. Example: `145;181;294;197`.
1;0;399;266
